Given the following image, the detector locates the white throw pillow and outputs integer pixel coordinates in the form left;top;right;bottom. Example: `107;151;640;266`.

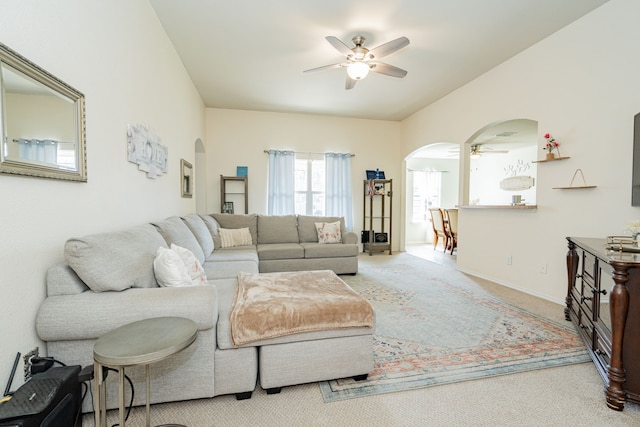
171;244;207;286
153;246;193;287
219;227;253;248
315;221;342;244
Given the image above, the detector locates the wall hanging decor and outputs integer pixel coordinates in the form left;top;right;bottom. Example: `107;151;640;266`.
181;159;193;198
127;124;167;179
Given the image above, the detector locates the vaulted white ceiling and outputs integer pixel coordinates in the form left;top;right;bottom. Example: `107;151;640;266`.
150;0;608;121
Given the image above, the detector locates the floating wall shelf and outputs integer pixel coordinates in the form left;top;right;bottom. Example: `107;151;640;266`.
532;156;571;163
552;168;597;190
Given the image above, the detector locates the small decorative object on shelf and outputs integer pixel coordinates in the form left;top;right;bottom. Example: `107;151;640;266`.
625;220;640;243
606;235;639;251
543;132;560;160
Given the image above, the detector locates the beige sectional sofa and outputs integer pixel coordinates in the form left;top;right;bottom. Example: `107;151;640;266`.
36;213;371;411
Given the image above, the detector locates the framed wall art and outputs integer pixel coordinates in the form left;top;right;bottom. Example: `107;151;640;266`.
181;159;192;198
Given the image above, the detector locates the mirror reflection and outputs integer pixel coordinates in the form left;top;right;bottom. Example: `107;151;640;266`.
0;43;86;181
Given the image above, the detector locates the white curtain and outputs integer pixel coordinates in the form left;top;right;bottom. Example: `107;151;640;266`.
18;139;58;164
325;152;353;230
267;150;295;215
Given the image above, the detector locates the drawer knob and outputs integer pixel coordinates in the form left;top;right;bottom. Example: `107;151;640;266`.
581;296;592;303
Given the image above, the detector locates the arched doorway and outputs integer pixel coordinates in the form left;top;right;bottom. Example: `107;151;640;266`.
404;142;459;260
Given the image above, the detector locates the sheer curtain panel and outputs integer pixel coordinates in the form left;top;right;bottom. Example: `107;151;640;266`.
267;150;295;215
325;152;353;230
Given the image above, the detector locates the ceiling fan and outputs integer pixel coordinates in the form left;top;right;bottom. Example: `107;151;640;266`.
470;144;509;157
304;35;410;90
448;144;509;158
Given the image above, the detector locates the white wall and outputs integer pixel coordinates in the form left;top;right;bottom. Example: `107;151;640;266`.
205;108;402;245
0;0;204;389
402;0;640;303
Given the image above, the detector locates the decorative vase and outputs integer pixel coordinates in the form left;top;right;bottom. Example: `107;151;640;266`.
546;152;555;160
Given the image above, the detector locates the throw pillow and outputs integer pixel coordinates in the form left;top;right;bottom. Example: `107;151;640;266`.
153;246;193;287
315;221;342;244
219;227;253;248
171;244;207;286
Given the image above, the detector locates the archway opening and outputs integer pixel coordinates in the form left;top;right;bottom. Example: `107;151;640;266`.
404;142;460;255
464;119;538;206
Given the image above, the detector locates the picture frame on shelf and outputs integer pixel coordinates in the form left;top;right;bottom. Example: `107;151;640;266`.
223;201;234;214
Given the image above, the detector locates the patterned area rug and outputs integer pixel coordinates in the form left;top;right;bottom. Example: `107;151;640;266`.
319;255;590;402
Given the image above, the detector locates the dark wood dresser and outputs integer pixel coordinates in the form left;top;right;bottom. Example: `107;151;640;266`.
566;237;640;410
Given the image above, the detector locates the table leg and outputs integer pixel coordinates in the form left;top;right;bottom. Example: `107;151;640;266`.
118;367;125;427
93;361;104;427
146;364;151;427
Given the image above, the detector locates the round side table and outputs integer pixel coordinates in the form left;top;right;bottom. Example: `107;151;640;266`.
93;316;197;427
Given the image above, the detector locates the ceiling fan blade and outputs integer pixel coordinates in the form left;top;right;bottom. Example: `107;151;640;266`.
369;36;409;59
325;36;353;56
303;63;344;73
345;75;357;90
370;62;408;78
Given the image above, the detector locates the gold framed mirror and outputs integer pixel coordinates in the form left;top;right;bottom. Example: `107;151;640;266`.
181;159;193;198
0;42;86;182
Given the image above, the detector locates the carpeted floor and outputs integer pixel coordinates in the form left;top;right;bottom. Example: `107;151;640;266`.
82;251;640;426
320;256;590;402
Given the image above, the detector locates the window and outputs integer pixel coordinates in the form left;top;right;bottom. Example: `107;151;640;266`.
411;170;441;223
295;154;325;216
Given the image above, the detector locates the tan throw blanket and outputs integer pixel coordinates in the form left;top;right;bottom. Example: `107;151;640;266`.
230;270;374;347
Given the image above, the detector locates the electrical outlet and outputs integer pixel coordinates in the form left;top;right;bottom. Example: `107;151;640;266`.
540;264;548;274
506;256;512;265
23;347;39;380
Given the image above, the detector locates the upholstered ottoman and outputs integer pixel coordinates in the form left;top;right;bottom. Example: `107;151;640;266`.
219;270;375;393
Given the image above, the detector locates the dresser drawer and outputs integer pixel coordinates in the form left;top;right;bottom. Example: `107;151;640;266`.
575;308;595;347
582;251;597;282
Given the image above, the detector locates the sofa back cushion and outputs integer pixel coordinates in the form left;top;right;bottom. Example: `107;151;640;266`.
212;213;258;245
297;216;346;243
257;215;299;244
199;214;222;249
182;214;214;257
64;224;167;292
151;216;205;264
46;264;89;296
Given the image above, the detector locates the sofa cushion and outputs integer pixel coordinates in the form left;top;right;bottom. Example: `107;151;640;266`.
301;242;359;259
212;213;258;246
64;224;166;292
203;247;259;280
151;216;205;264
46;264;89;296
257;215;299;244
199;214;221;249
257;243;304;260
171;244;208;286
154;246;194;287
315;221;342;244
298;216;346;243
220;227;252;248
182;214;214;257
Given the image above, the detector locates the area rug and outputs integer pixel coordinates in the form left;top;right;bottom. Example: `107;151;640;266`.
319;254;590;402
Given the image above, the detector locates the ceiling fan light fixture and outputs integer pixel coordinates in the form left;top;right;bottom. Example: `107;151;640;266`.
347;62;370;80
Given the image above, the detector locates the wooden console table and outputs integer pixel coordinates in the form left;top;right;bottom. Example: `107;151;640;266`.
565;237;640;410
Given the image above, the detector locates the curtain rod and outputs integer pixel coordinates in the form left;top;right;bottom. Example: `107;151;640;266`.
12;138;74;144
264;150;354;157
